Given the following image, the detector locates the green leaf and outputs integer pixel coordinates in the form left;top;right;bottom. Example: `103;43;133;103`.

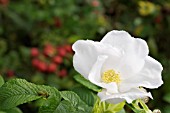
0;76;4;87
60;91;92;113
74;75;101;92
0;79;41;110
39;87;61;113
60;91;81;107
0;78;61;113
54;100;76;113
0;107;22;113
72;87;97;106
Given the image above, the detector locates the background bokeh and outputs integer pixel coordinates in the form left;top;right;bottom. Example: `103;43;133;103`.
0;0;170;112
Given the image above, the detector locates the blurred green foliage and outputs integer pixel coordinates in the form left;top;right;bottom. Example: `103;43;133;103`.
0;0;170;112
0;0;109;84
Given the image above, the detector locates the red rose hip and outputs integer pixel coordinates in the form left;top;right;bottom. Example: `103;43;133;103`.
43;44;56;57
37;61;47;72
31;48;39;57
53;56;63;64
47;63;57;73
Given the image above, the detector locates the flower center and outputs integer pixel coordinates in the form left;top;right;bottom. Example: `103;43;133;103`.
102;69;121;83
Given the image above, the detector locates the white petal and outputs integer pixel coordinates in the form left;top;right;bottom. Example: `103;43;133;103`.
101;30;149;58
101;30;133;50
88;55;119;93
73;40;122;79
88;55;107;83
101;30;149;77
98;88;152;104
73;40;100;79
119;56;163;92
117;54;145;79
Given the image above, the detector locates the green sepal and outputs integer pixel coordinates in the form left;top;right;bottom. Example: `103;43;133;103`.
92;98;125;113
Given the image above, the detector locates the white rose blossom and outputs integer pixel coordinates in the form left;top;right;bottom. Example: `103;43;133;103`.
72;30;163;104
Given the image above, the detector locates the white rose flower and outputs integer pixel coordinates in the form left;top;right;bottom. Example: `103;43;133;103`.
72;30;163;104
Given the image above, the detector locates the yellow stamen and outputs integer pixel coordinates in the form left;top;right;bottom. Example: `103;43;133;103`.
102;69;121;83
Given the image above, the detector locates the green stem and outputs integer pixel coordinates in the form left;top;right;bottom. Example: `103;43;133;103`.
126;103;140;113
102;101;106;111
126;99;152;113
139;99;152;113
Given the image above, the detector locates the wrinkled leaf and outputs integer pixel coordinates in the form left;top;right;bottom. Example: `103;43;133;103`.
54;100;76;113
0;79;41;110
0;78;61;113
60;91;92;113
60;91;80;107
72;87;97;106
